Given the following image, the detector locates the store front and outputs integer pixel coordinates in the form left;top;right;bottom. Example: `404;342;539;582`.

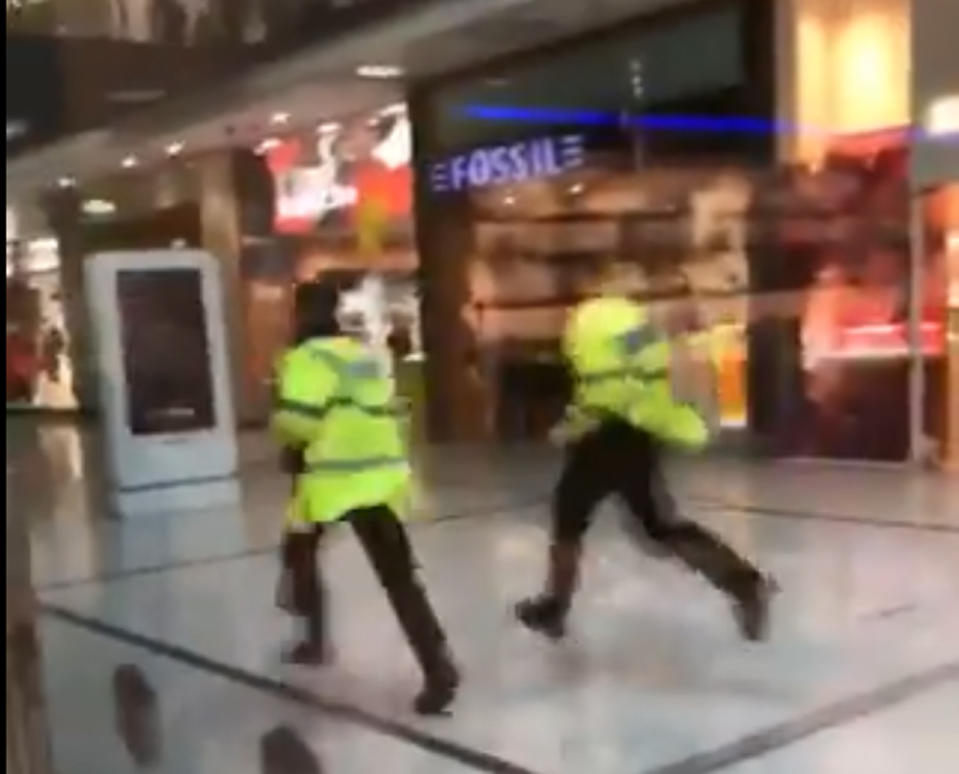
409;0;956;466
410;0;778;444
33;102;422;426
243;105;423;423
6;206;77;411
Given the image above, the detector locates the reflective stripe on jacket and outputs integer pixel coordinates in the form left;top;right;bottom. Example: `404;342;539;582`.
273;336;410;524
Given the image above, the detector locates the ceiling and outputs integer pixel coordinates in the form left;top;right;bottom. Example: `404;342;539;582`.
6;0;690;200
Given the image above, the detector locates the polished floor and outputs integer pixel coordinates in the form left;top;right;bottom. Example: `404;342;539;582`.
9;418;959;773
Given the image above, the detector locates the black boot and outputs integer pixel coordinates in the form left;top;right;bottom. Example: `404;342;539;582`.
515;542;580;641
282;610;331;665
655;521;774;642
515;596;568;640
385;578;460;715
732;574;775;642
413;644;460;716
280;528;330;664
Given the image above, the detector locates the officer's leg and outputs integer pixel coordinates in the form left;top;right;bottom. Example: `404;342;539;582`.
618;431;771;641
348;506;459;715
280;523;329;664
516;431;611;640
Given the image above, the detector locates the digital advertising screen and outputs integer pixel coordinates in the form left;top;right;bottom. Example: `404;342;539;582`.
116;269;215;435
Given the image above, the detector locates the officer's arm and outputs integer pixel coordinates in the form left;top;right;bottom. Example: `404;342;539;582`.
271;350;338;447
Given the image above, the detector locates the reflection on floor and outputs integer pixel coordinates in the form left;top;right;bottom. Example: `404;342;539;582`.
9;418;959;774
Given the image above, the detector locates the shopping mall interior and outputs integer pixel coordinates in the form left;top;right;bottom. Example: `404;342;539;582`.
6;1;959;772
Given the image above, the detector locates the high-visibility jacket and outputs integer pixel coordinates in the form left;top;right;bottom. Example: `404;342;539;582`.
559;296;709;449
272;336;410;525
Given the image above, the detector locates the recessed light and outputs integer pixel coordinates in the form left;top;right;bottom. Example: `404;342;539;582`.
377;102;407;117
356;64;404;79
926;95;959;137
504;195;516;206
56;176;76;189
165;141;185;157
317;121;341;135
270;111;291;125
121;155;138;169
568;182;585;195
254;137;282;155
82;199;116;216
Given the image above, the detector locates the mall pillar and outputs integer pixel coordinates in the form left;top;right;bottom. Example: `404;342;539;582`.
409;93;488;441
911;0;959;467
197;153;253;425
414;196;489;441
43;187;97;412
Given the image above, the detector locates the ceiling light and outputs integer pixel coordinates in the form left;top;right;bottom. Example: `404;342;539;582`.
926;95;959;137
106;89;166;105
27;237;58;251
568;182;585;195
82;199;117;216
504;194;516;206
317;121;341;135
377;102;407;117
165;141;185;157
121;155;138;169
56;176;76;189
6;119;28;142
356;64;404;79
254;137;282;155
270;111;291;125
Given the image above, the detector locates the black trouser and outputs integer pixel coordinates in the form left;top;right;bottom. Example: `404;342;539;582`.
282;505;451;677
552;419;761;602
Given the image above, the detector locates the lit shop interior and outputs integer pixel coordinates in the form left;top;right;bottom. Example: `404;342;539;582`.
6;205;77;411
244;106;424;425
22;104;422;426
411;0;958;462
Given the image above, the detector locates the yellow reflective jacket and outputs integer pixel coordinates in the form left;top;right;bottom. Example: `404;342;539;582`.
272;336;410;525
559;296;708;450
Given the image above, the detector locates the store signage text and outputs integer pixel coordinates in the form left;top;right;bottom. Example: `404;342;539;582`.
429;134;585;193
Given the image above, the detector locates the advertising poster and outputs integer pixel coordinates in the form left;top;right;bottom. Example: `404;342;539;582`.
116;269;214;434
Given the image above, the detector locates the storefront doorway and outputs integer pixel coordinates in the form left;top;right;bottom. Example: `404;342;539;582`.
920;184;959;468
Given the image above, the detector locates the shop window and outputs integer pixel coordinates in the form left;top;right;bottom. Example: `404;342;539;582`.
6;237;76;410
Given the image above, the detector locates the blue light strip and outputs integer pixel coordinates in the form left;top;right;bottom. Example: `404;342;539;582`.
459;104;959;143
461;103;813;135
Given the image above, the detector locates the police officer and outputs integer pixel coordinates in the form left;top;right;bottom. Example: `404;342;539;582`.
274;278;459;715
515;294;772;642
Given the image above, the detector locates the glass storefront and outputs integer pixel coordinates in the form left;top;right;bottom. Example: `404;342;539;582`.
409;0;941;462
31;103;423;426
921;184;959;466
6;229;77;411
411;0;776;444
242;106;423;421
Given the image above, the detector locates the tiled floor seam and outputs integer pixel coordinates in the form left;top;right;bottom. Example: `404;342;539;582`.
640;659;959;774
41;601;959;774
41;601;541;774
690;496;959;534
35;494;551;593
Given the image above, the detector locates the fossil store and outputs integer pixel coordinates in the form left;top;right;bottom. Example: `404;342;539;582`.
409;0;954;464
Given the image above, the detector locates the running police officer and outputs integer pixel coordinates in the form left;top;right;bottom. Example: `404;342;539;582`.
515;293;773;642
274;278;459;715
